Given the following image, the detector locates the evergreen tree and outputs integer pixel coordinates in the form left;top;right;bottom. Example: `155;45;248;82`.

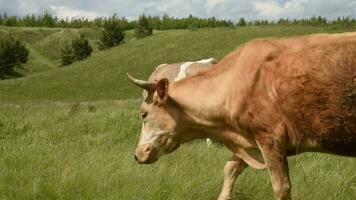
98;15;125;50
0;35;29;78
72;35;93;61
61;44;75;66
135;15;153;38
238;17;247;26
41;11;57;27
61;35;92;66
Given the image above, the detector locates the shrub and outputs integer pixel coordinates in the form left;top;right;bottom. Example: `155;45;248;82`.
135;15;153;38
72;35;93;60
238;17;247;26
60;44;75;66
98;15;125;50
61;35;92;66
0;35;29;78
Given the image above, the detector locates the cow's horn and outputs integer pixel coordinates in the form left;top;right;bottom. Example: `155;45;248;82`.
127;73;156;91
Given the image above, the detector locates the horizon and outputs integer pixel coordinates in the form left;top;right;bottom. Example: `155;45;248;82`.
0;0;355;21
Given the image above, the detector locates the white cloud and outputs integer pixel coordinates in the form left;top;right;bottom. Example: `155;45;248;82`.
49;6;104;19
0;0;355;21
254;0;356;20
206;0;226;11
254;0;284;20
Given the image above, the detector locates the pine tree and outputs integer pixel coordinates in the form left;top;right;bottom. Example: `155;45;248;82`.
61;35;92;66
98;14;125;50
238;17;247;26
0;35;29;78
135;15;153;38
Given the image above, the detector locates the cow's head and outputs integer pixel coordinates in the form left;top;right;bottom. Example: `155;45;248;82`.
128;73;183;164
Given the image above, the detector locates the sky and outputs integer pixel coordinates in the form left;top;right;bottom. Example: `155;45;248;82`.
0;0;356;21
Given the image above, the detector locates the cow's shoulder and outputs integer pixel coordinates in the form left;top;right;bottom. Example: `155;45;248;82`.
240;39;284;64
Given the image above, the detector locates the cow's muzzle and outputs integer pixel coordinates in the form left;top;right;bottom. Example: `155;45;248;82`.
134;144;159;164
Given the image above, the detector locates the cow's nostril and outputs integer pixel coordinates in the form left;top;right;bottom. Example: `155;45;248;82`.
134;155;138;161
144;146;151;152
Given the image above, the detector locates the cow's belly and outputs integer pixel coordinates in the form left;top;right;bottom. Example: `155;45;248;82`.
290;115;356;157
314;116;356;157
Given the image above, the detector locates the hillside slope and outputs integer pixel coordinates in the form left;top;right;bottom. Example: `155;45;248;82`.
1;25;356;102
0;26;101;76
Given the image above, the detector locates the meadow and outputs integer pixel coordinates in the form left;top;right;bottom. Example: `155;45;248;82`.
1;25;356;199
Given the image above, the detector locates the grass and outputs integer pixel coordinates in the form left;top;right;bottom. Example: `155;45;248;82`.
0;25;356;199
0;102;355;200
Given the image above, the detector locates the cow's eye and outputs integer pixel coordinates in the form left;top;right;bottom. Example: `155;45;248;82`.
141;112;148;119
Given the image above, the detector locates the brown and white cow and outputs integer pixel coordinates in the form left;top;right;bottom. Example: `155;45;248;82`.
128;32;356;200
144;58;218;145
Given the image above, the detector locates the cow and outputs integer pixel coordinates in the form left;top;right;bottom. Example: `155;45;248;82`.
127;32;356;200
144;58;218;145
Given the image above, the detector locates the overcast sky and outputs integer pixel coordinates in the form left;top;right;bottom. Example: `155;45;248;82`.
1;0;356;21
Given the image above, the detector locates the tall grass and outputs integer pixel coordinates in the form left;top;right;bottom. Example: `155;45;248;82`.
0;102;355;199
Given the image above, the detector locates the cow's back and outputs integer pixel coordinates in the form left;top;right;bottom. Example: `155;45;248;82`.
148;61;215;83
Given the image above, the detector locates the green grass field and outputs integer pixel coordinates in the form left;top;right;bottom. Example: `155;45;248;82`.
1;25;356;199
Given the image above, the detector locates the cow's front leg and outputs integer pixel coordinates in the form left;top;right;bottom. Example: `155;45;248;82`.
218;156;247;200
258;139;291;200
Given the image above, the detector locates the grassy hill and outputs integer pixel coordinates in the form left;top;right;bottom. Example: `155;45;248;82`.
2;25;356;103
1;25;356;199
0;26;102;76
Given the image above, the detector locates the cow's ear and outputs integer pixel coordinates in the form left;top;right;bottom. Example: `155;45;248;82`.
156;78;169;101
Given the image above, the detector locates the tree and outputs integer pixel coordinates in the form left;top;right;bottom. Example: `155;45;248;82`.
135;15;153;38
3;16;18;26
72;35;93;61
98;14;125;50
41;11;57;27
0;35;29;78
61;35;92;66
60;44;75;66
238;17;247;26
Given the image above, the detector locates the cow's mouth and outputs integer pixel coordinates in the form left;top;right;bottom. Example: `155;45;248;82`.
135;155;158;164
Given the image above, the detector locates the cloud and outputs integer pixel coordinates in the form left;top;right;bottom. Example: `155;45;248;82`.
257;0;356;20
0;0;355;21
49;6;103;19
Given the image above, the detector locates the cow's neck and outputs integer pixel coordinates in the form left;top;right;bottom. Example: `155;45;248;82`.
169;63;241;145
171;70;229;121
168;50;263;148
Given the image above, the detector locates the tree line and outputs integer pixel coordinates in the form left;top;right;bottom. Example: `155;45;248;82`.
2;12;355;30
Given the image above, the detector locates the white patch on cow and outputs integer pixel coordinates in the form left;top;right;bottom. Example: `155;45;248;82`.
174;58;216;82
155;63;168;70
139;124;169;156
197;58;216;64
174;62;193;81
140;132;159;145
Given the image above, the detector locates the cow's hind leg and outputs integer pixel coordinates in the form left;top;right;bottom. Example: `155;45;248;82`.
218;156;247;200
